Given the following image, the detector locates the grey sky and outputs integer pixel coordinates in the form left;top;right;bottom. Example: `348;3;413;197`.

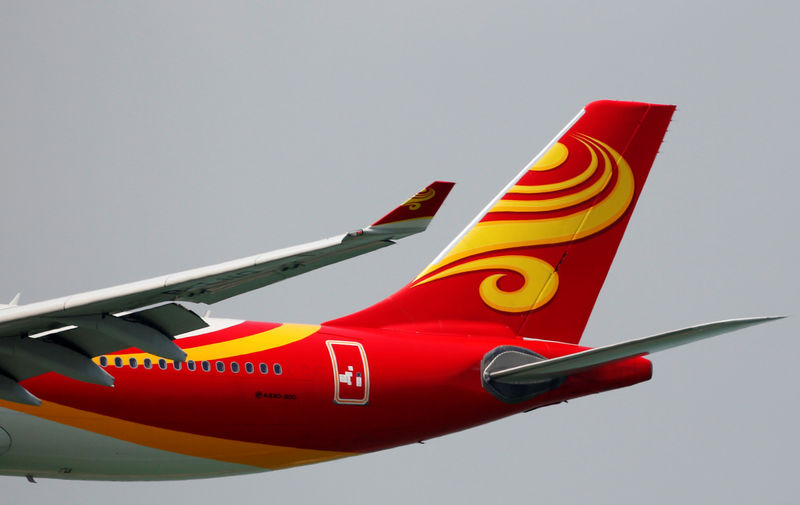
1;2;797;503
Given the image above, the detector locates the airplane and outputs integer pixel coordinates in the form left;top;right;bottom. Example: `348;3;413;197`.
0;100;780;481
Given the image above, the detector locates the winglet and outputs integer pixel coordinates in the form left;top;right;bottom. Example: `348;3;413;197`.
369;181;455;235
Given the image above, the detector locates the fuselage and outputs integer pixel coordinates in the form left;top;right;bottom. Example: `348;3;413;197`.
0;318;651;480
0;100;680;481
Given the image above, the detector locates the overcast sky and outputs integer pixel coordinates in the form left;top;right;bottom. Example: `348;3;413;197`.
1;2;798;504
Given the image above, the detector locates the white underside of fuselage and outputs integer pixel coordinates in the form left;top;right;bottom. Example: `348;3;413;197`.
0;403;263;481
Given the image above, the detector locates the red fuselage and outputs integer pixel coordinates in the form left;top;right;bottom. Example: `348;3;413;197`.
8;320;652;473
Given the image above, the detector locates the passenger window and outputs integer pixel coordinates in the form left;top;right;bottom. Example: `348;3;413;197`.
143;358;152;369
259;363;268;374
245;362;254;374
129;358;138;369
216;361;225;373
273;363;282;375
114;357;123;368
187;360;196;371
173;360;182;371
201;361;210;372
99;356;108;367
158;359;167;370
231;362;240;373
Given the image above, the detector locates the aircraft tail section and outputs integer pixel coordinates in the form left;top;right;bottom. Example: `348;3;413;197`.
328;101;675;344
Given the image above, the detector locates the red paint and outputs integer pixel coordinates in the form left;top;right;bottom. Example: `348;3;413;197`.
13;101;672;472
22;323;652;454
371;181;455;226
328;102;676;345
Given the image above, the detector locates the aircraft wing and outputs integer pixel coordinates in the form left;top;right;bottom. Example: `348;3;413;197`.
0;181;454;404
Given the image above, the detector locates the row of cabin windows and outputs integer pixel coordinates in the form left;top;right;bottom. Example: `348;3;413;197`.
97;356;282;375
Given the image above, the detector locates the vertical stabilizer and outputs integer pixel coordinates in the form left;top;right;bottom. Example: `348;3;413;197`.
327;101;675;344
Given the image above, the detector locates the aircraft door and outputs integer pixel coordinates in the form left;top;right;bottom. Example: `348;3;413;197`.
325;340;370;405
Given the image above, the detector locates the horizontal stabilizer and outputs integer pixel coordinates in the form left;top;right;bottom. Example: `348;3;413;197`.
487;316;784;384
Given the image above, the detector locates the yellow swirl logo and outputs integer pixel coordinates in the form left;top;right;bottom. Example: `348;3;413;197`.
413;134;634;313
402;187;436;210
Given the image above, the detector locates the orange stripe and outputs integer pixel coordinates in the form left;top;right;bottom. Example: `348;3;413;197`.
0;399;351;470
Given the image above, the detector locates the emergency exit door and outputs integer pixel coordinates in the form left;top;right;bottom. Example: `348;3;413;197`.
325;340;370;405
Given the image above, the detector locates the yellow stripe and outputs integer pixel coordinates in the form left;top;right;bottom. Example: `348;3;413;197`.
415;136;634;280
509;139;596;194
415;255;559;313
495;139;608;212
101;323;321;363
529;141;568;171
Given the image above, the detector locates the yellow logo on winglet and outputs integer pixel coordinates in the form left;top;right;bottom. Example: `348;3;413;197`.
402;187;436;210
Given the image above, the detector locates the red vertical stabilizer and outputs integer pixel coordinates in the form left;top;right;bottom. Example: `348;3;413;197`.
327;101;675;344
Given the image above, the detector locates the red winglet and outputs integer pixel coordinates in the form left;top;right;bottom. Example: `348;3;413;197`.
371;181;455;228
